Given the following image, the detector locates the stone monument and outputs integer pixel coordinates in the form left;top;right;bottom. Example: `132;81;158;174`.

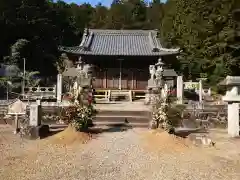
29;102;41;127
221;76;240;137
26;100;49;139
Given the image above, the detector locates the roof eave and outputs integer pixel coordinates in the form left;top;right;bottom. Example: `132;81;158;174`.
59;46;180;56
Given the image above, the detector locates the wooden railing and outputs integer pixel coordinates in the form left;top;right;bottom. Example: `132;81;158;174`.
22;86;57;100
94;89;147;101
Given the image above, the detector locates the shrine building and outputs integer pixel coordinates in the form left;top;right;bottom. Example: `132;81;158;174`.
59;29;180;99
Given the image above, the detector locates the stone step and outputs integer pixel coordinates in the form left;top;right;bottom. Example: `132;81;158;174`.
94;116;149;123
1;107;151;129
94;121;148;127
43;115;149;127
95;109;150;126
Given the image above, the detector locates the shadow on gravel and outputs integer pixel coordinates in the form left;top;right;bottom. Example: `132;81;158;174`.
170;127;209;138
41;123;132;140
44;130;64;138
95;102;119;104
88;123;133;134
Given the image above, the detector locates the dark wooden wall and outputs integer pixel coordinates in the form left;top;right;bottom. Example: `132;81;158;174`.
93;68;148;90
65;54;176;90
88;56;152;90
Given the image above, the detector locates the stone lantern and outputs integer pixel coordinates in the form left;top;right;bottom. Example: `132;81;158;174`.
220;76;240;137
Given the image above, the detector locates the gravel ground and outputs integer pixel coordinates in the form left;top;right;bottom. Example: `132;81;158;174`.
1;125;240;180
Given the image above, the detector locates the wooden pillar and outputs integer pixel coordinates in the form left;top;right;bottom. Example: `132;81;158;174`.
133;69;137;90
131;71;134;89
119;60;122;90
103;70;107;89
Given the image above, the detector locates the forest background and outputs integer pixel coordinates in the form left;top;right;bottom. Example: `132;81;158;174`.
0;0;239;88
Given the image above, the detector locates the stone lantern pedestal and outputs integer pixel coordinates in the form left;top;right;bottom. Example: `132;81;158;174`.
145;85;160;105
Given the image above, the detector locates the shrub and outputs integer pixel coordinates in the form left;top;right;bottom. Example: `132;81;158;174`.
71;104;96;131
61;103;96;131
151;94;185;131
152;98;168;130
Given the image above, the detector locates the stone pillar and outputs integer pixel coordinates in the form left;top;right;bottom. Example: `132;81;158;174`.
29;103;41;127
208;88;211;96
57;74;62;103
227;103;239;137
27;101;49;139
177;76;183;104
36;99;41;105
13;114;19;134
199;79;203;103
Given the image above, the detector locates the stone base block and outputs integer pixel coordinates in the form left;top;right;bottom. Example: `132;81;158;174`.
173;127;205;137
172;128;215;146
188;134;215;147
145;93;159;105
149;120;158;129
23;125;50;140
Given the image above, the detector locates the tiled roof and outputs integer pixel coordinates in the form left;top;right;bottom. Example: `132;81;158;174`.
59;29;180;56
163;69;178;77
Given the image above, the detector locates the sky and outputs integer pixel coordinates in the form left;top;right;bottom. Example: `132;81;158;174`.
64;0;111;6
63;0;166;7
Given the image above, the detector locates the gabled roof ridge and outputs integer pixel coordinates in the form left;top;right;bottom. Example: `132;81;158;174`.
95;33;150;36
148;31;158;52
89;28;158;31
79;28;88;47
88;29;158;34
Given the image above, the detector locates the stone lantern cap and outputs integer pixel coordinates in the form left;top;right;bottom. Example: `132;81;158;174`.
218;76;240;86
221;76;240;102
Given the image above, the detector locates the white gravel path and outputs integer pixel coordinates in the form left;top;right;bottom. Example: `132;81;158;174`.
1;125;240;180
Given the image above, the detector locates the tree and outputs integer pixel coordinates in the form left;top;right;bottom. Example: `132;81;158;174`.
161;0;239;84
50;0;79;46
126;0;147;29
0;64;21;99
1;0;239;88
146;0;164;29
3;39;30;65
55;53;74;74
69;3;94;33
105;1;130;29
20;71;40;87
89;3;108;28
0;0;78;77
